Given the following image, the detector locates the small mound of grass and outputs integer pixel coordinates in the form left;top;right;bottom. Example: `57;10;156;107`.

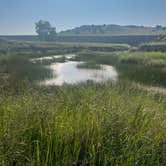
77;61;102;69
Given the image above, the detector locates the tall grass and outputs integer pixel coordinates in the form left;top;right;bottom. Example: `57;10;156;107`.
0;53;53;89
0;82;165;165
0;42;166;165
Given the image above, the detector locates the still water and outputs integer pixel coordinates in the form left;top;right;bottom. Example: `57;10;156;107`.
32;54;118;86
41;61;118;86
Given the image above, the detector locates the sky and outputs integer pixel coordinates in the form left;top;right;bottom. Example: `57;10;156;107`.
0;0;166;35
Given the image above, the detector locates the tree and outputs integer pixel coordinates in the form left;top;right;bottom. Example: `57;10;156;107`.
35;20;56;41
49;27;56;41
156;25;162;31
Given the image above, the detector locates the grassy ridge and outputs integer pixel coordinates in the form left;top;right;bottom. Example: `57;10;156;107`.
0;82;165;165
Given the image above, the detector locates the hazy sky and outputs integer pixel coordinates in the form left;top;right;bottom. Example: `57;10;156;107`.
0;0;166;35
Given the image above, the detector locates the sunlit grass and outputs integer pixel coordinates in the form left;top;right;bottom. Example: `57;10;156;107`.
0;82;165;165
74;51;166;86
0;42;166;165
77;61;102;69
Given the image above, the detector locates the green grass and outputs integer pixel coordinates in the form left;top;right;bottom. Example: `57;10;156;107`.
74;51;166;86
0;53;53;89
0;81;165;165
30;41;130;49
0;41;166;165
119;52;166;67
0;40;130;55
77;61;102;69
75;51;166;67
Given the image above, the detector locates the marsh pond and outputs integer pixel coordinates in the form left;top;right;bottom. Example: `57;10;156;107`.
31;54;118;86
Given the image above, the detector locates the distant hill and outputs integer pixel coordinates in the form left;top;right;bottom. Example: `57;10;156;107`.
1;25;166;46
59;24;166;36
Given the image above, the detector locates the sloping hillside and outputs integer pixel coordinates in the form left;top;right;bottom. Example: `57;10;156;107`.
59;24;166;36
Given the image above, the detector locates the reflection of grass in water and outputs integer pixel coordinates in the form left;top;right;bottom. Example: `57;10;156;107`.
77;61;102;69
0;81;165;165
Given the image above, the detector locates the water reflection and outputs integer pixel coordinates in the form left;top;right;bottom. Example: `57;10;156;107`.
31;54;76;62
41;61;118;86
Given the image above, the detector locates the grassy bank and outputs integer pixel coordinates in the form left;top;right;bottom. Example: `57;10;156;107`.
0;53;53;88
0;82;165;165
74;51;166;86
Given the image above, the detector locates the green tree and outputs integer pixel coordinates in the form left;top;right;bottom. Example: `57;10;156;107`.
35;20;56;41
49;27;56;41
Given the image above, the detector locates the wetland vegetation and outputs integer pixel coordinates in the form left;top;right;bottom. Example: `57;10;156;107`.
0;40;166;165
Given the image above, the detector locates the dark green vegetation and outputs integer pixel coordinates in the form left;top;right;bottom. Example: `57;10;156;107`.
0;53;53;87
35;20;56;41
0;40;166;165
140;42;166;52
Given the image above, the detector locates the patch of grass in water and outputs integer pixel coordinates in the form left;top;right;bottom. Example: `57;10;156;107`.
77;61;102;69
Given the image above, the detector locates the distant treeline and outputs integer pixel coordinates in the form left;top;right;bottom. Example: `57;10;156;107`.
0;35;158;46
